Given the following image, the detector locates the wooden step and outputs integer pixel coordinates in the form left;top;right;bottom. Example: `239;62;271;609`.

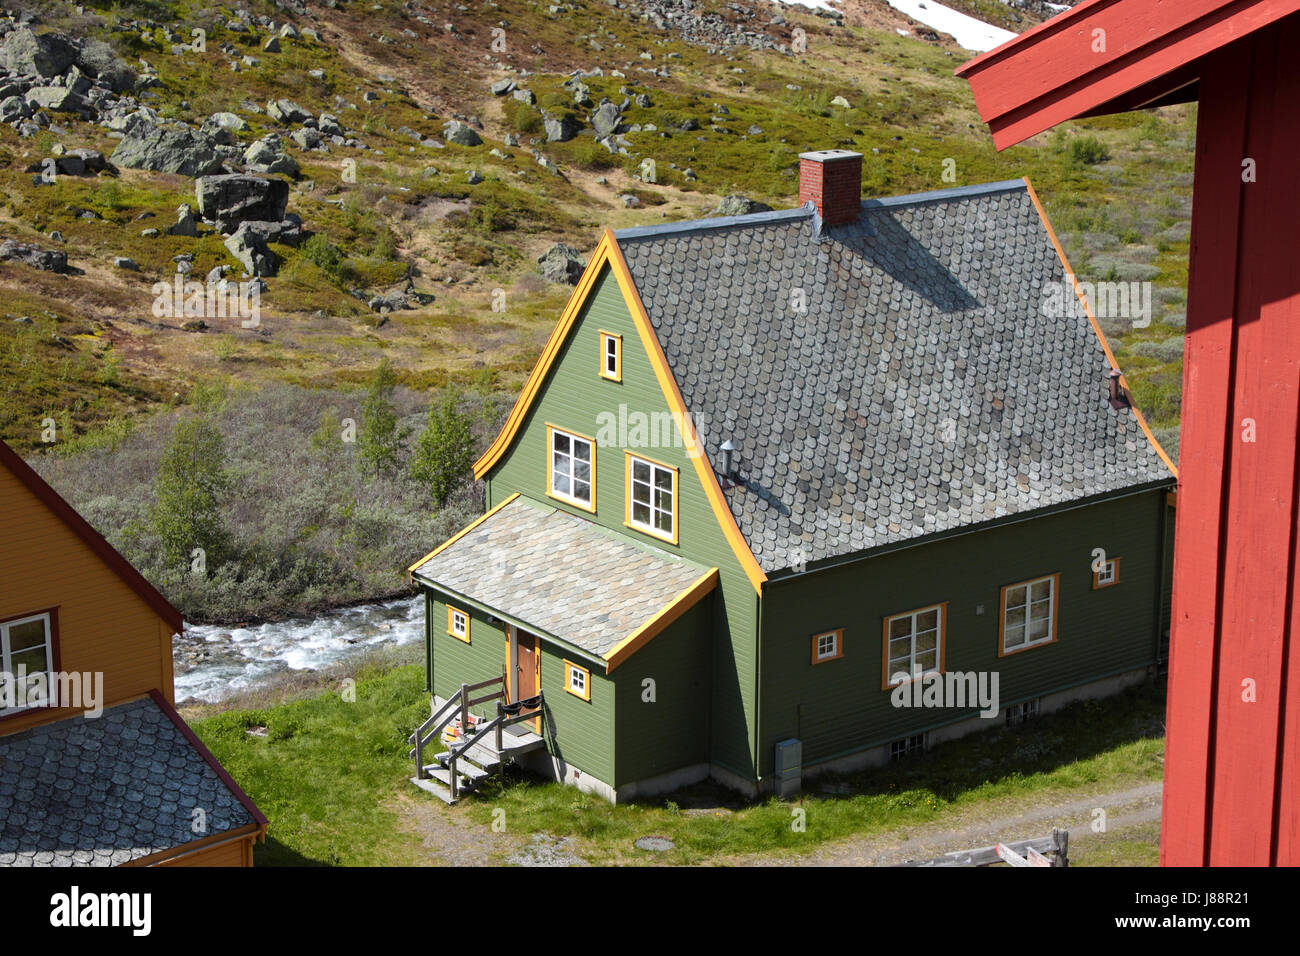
410;775;456;805
425;762;492;786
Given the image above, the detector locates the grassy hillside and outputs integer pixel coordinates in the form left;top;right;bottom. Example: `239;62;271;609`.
1;0;1192;617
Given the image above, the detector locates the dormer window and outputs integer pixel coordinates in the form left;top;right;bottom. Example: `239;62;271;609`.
600;331;621;382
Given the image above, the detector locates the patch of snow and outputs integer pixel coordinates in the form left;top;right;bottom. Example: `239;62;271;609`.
773;0;840;11
884;0;1018;52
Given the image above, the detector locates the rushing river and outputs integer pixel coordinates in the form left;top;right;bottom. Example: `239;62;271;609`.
173;595;424;704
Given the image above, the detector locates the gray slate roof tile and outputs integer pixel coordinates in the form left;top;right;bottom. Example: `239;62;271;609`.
0;697;258;866
412;496;714;657
615;182;1174;572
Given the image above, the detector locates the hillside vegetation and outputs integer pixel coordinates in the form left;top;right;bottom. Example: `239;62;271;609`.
1;0;1192;620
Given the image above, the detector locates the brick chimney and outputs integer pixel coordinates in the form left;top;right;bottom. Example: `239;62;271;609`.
799;149;863;226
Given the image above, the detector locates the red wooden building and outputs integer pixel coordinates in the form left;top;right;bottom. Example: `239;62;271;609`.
958;0;1300;866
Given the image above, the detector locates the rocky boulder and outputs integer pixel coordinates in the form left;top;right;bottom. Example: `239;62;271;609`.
200;111;249;145
165;203;199;237
75;39;136;93
590;101;623;136
24;85;87;114
196;175;290;232
110;121;223;177
713;195;773;217
243;133;299;177
543;113;580;143
267;98;313;124
537;243;586;284
224;216;302;277
0;28;76;78
0;240;68;273
443;120;482;146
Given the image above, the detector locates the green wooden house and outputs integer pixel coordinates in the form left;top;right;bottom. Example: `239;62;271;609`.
407;150;1177;803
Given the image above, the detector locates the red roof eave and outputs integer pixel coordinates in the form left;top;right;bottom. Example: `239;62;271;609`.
956;0;1300;150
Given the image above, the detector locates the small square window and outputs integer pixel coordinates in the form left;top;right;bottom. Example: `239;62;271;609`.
1093;557;1120;589
447;606;470;642
564;660;591;701
811;629;843;664
599;332;621;382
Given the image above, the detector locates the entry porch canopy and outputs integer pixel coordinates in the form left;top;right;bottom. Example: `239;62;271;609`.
409;494;717;672
959;0;1300;865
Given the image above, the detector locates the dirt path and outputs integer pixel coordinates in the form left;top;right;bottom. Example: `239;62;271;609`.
723;781;1163;866
395;792;589;866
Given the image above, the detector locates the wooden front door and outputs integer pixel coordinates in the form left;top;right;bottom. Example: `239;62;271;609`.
510;627;541;733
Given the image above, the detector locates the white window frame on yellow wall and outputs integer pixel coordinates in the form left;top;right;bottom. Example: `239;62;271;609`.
563;660;591;701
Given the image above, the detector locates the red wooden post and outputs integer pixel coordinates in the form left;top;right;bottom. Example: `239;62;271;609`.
1165;21;1300;865
959;0;1300;865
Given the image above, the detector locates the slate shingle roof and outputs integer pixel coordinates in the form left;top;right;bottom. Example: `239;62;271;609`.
615;181;1174;573
0;696;260;866
411;496;714;658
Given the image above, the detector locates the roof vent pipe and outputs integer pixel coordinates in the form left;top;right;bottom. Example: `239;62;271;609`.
1108;369;1130;409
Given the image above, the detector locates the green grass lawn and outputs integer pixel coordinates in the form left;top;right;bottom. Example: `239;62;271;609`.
191;663;1167;866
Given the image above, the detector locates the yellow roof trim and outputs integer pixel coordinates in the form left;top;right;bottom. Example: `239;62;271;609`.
604;231;768;593
603;567;719;672
471;227;768;594
1023;177;1178;479
473;234;618;480
407;492;521;577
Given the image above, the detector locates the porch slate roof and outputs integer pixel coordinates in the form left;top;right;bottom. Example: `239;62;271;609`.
0;695;262;866
410;496;714;659
614;181;1175;574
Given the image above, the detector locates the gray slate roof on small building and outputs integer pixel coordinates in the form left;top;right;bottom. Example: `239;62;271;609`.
411;496;714;658
615;181;1173;573
0;696;259;866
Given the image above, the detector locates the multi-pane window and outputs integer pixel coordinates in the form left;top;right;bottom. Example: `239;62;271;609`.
811;629;843;664
549;427;594;509
447;606;469;642
627;454;676;542
889;734;926;762
1001;574;1058;654
1093;557;1120;589
1005;698;1041;727
599;332;621;382
0;612;53;713
884;604;944;687
564;661;591;701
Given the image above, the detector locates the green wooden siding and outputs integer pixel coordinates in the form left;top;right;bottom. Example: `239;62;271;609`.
613;597;714;788
535;639;615;784
483;264;761;778
426;589;617;783
757;489;1169;777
